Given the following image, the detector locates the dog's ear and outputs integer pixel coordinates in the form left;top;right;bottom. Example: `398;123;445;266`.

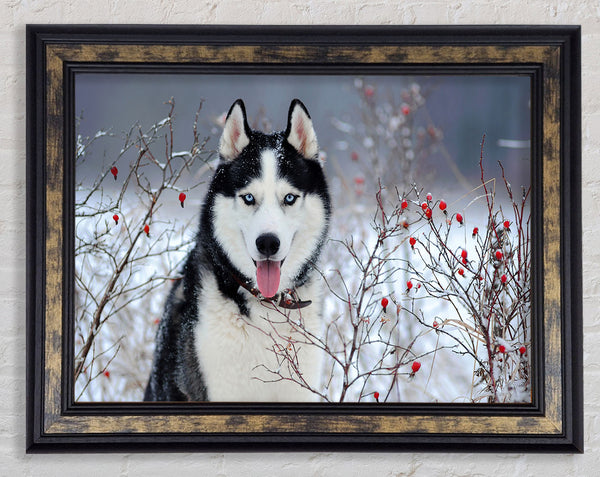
285;99;319;160
219;99;251;161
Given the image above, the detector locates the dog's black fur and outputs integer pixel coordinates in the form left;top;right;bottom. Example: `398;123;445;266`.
144;99;330;401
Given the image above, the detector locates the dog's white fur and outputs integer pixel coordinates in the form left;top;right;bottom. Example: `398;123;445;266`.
195;106;327;401
212;149;327;293
194;272;324;401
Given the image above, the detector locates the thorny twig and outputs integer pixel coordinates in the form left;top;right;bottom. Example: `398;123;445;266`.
74;99;215;395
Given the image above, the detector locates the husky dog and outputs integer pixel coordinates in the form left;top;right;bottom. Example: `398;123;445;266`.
144;99;330;402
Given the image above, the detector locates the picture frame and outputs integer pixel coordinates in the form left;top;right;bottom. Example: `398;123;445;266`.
26;24;582;452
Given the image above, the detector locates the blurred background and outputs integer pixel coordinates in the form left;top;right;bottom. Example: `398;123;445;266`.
76;73;530;187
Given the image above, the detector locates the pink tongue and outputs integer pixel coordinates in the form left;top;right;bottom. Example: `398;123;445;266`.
256;260;281;298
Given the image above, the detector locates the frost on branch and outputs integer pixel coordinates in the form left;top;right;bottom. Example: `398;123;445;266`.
251;80;531;403
250;160;530;403
394;144;531;403
74;99;215;401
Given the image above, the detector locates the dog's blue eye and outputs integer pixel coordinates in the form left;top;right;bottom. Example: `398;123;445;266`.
240;193;255;205
284;194;298;206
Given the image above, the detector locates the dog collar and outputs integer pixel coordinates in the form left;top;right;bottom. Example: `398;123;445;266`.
272;290;312;310
230;273;312;310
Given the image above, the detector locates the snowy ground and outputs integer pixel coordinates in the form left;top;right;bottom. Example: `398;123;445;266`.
75;169;529;403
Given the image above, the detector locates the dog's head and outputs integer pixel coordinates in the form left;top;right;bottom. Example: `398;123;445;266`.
208;99;330;298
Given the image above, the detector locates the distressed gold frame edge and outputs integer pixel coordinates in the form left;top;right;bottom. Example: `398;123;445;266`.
26;25;582;452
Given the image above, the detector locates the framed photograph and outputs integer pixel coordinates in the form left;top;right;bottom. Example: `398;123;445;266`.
26;25;582;452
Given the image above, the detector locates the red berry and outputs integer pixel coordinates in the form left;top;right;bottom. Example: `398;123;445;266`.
354;177;365;196
472;227;479;237
411;361;421;373
519;346;527;355
439;200;447;211
401;199;408;210
461;249;468;259
456;213;463;224
433;320;438;328
458;268;465;276
462;257;467;265
154;318;160;325
425;207;432;219
179;192;187;207
501;274;507;284
144;224;150;236
426;192;432;202
409;237;416;247
421;202;428;211
364;85;375;97
406;280;413;291
110;166;118;180
112;214;119;225
381;297;389;312
351;151;359;161
504;220;510;229
498;345;506;354
103;370;110;378
401;105;411;116
495;250;503;260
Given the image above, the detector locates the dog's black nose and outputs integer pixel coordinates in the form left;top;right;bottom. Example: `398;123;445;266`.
256;233;280;257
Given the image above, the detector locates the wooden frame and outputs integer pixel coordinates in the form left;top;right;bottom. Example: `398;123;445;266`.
26;25;582;452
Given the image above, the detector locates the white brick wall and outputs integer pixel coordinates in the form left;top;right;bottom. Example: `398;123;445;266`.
2;1;595;474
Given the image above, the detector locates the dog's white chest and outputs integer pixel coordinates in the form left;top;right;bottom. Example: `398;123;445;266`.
194;275;323;402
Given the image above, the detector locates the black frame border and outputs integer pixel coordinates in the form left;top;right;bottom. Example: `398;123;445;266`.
26;24;582;453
